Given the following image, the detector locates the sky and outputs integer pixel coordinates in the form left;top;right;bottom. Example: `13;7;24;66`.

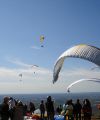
0;0;100;94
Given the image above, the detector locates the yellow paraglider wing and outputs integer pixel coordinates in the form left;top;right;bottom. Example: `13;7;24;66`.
40;35;45;42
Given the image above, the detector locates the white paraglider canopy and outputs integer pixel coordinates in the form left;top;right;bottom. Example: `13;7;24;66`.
67;78;100;92
53;44;100;83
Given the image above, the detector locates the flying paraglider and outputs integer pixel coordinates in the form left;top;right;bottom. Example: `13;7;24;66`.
19;73;22;81
53;44;100;84
31;64;39;74
40;35;45;47
67;78;100;92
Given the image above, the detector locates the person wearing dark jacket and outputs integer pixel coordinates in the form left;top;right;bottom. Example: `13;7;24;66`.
1;97;10;120
74;99;82;120
45;96;55;120
82;99;92;120
40;100;45;119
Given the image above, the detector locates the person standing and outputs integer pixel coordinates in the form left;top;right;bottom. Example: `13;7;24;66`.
82;99;92;120
45;96;55;120
74;99;82;120
13;101;24;120
1;97;10;120
29;102;35;114
9;97;15;120
65;100;73;120
40;100;45;119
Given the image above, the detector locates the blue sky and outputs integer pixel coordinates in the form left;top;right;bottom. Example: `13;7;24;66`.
0;0;100;94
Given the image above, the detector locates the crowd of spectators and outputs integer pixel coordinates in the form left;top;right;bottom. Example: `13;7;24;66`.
0;95;93;120
61;98;92;120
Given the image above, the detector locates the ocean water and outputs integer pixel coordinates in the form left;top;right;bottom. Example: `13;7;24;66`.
0;92;100;115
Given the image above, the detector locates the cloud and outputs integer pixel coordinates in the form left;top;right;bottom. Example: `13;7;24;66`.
7;58;52;75
0;58;52;84
61;68;100;78
31;46;40;50
0;65;53;94
7;58;31;68
0;59;100;93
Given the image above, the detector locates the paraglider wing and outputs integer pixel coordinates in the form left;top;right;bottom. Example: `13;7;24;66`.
31;64;39;74
67;78;100;92
31;65;39;68
53;44;100;83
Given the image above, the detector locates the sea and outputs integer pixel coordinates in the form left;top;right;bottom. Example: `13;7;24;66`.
0;92;100;116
